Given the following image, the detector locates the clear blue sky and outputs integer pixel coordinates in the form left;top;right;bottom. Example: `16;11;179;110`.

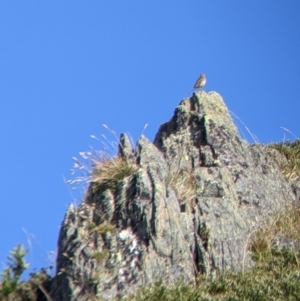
1;1;299;274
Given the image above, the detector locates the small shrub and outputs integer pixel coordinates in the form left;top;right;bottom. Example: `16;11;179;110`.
0;245;29;298
0;246;52;301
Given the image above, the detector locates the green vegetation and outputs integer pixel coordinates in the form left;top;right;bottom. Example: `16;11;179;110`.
89;221;116;235
0;245;29;298
123;248;300;300
95;222;115;235
0;245;51;301
92;249;109;263
91;156;139;193
268;139;300;181
88;221;97;232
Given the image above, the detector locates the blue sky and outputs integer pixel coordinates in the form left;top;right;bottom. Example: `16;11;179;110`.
1;1;299;275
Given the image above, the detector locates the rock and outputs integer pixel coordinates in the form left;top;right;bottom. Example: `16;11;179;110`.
272;233;300;253
291;178;300;202
50;91;296;301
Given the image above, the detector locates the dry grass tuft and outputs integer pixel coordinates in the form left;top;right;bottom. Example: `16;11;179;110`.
67;125;139;197
251;202;300;261
89;221;116;235
166;169;197;205
91;156;139;193
268;139;300;181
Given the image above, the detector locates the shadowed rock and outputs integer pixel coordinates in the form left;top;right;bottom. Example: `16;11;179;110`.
50;91;296;301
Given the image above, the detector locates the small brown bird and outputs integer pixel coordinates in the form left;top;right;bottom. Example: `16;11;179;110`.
192;73;206;91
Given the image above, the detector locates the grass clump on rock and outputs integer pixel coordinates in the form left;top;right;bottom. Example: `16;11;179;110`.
166;169;197;206
68;128;139;195
251;201;300;261
91;156;139;193
268;139;300;181
92;249;109;263
89;221;116;235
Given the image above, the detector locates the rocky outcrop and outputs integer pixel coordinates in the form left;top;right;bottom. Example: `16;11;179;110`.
50;91;296;301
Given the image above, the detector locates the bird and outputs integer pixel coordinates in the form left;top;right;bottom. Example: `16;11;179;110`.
192;73;206;91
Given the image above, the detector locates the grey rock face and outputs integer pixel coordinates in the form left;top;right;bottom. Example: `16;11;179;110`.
51;91;296;301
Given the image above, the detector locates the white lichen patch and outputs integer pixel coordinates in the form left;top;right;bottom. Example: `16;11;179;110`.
117;228;141;275
118;229;139;254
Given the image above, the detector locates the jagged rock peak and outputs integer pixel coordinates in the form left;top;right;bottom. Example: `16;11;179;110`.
51;91;295;301
154;91;242;170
